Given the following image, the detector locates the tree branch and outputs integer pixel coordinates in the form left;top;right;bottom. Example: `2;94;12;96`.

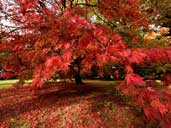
75;3;117;11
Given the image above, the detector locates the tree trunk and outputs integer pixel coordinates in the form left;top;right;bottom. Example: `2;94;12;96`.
74;69;83;85
69;55;85;86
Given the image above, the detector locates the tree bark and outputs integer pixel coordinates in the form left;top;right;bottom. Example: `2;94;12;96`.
70;56;85;86
74;65;83;85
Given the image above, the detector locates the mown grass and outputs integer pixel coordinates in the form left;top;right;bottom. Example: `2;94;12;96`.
0;79;32;89
0;79;116;90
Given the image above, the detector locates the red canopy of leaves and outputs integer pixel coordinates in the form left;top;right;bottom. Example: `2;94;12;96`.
0;0;171;127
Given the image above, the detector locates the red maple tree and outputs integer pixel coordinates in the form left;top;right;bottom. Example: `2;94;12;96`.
0;0;171;127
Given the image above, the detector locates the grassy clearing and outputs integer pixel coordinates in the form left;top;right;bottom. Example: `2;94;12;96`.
0;79;19;85
0;79;32;89
0;79;116;90
0;79;19;89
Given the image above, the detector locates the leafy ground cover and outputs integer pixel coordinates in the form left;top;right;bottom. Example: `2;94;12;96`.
0;80;148;128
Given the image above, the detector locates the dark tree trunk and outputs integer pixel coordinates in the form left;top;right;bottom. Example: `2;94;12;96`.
74;66;83;85
69;56;85;86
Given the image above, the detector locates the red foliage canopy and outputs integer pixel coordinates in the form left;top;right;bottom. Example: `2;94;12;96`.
0;0;171;127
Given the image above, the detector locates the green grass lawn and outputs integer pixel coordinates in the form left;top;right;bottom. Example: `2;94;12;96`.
0;79;117;90
0;79;32;89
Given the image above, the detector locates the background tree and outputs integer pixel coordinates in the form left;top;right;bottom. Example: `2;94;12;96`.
141;0;171;34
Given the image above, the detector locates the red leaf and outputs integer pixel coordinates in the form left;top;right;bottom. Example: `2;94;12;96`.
125;65;133;74
125;73;145;86
0;72;13;79
151;100;167;117
63;42;70;49
62;51;72;62
44;56;62;78
144;107;157;120
128;49;146;64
